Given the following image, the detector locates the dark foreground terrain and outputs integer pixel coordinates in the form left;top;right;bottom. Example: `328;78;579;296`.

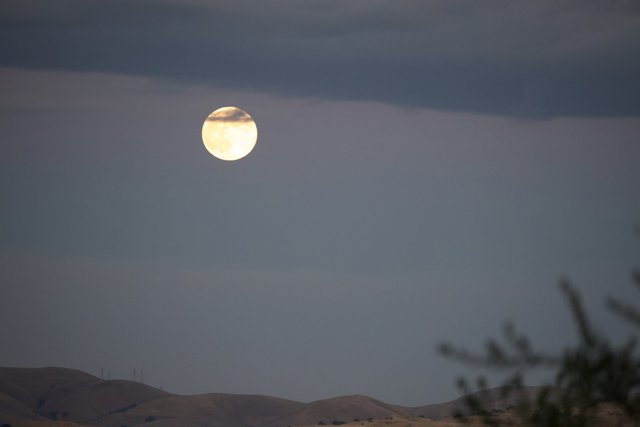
0;367;536;427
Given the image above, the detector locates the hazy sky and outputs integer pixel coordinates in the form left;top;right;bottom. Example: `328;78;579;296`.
1;0;640;406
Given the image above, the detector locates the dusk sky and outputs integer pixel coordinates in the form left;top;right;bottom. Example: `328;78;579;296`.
1;0;640;406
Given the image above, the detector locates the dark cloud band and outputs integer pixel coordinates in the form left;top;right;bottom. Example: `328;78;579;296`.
1;0;639;118
207;109;252;123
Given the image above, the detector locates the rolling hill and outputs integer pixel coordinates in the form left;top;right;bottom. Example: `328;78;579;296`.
0;367;170;425
0;366;529;427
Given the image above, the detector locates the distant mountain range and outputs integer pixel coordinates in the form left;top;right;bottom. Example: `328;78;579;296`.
0;367;527;427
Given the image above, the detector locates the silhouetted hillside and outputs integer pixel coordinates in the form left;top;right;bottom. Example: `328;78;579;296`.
0;367;540;427
0;367;170;424
0;391;47;425
410;387;543;420
94;393;305;427
269;394;411;427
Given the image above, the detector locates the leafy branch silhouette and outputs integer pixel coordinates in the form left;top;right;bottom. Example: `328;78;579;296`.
438;233;640;427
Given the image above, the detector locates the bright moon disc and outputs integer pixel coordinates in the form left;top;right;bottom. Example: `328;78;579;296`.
202;106;258;161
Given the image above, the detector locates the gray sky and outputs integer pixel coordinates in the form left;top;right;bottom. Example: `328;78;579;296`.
1;0;640;406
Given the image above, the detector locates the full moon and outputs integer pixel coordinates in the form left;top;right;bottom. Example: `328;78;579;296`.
202;106;258;161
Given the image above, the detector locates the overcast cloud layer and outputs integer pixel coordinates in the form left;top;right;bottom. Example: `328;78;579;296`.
2;0;640;118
